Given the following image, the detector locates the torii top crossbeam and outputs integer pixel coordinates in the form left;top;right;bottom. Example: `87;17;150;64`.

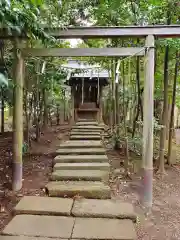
0;25;180;39
46;25;180;38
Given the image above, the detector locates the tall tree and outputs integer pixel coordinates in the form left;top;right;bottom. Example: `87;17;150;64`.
167;51;179;164
158;3;171;174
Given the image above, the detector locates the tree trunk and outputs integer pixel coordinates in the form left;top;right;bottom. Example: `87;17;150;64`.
115;82;119;126
167;51;179;165
132;87;144;137
43;88;48;129
158;46;169;173
136;42;143;121
109;87;113;129
158;8;171;173
24;90;29;142
63;89;66;122
23;40;30;148
166;103;172;140
49;109;53;126
176;108;180;128
35;63;40;141
24;62;31;149
112;59;116;127
56;105;60;125
122;61;129;173
1;88;5;134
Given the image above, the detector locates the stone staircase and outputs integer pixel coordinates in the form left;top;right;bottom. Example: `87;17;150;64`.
1;120;137;240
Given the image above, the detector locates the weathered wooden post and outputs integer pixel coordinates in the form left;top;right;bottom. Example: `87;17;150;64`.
141;35;155;210
12;40;24;191
71;86;75;124
99;88;103;123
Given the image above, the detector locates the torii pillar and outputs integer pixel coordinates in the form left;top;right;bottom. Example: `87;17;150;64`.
141;34;155;210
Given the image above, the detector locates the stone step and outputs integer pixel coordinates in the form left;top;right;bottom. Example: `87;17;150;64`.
71;129;103;134
14;196;73;216
56;148;106;155
72;199;136;221
13;197;136;222
51;170;109;181
2;215;136;240
77;118;93;122
74;125;102;128
72;218;136;240
59;140;102;149
75;121;98;126
54;162;110;171
46;181;111;199
71;131;101;135
72;126;103;130
54;155;108;163
2;215;74;239
0;237;63;240
70;135;101;140
14;196;136;222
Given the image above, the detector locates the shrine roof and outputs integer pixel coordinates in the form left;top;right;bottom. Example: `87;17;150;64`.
62;60;109;86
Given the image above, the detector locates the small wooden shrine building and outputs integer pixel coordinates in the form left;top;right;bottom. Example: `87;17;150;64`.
63;60;109;122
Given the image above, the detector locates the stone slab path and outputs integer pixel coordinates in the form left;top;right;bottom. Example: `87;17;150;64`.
70;135;101;140
1;237;64;240
72;218;136;240
76;121;98;126
14;196;136;220
3;215;136;240
72;198;136;221
71;131;101;135
1;120;137;240
73;125;103;129
53;162;110;171
56;147;106;155
46;181;111;198
72;128;102;132
51;169;109;181
54;154;108;163
3;215;74;238
14;196;73;216
59;140;102;148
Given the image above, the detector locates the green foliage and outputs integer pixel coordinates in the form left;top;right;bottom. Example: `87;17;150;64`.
0;0;179;162
0;0;72;41
0;0;44;39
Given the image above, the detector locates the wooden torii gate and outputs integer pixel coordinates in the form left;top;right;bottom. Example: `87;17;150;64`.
8;25;180;209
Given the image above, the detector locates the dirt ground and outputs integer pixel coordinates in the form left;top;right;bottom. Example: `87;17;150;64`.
118;165;180;240
106;146;180;240
1;125;180;239
0;124;70;232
